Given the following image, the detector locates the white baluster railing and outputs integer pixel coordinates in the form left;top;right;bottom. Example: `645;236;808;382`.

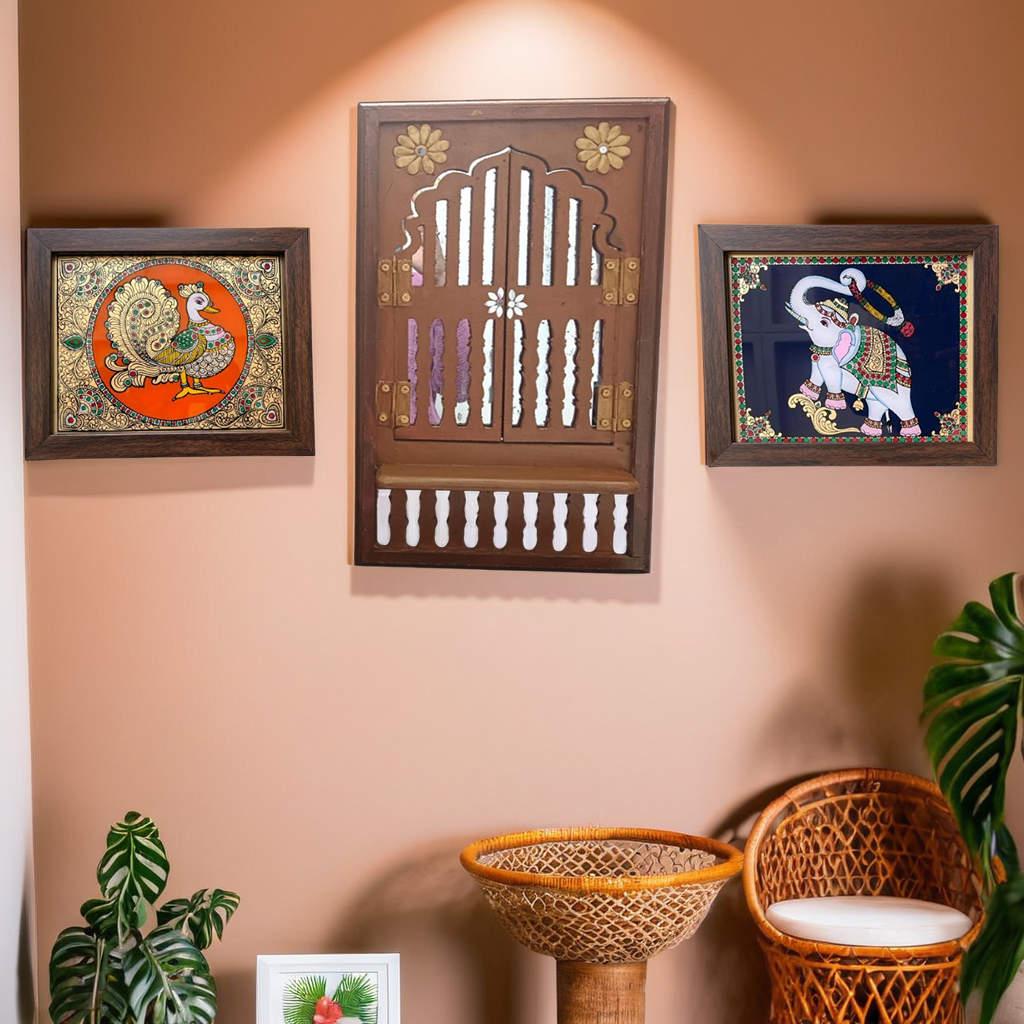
375;486;631;558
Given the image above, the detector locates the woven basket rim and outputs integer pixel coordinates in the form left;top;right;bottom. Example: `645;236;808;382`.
742;767;984;959
460;826;743;892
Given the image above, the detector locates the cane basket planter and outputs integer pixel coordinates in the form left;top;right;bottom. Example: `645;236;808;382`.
743;769;984;1024
461;827;742;1024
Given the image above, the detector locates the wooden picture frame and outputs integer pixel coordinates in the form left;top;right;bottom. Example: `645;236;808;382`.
24;227;314;459
698;224;998;466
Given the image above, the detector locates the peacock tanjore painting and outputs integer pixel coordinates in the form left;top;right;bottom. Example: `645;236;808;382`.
54;254;286;433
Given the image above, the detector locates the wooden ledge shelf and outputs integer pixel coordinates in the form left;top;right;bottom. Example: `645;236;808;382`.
375;464;640;495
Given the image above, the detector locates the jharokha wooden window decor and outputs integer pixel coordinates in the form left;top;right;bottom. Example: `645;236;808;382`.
24;227;314;459
356;99;670;571
698;224;998;467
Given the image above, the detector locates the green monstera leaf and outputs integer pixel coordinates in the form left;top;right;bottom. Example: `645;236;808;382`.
121;925;217;1024
923;571;1024;1024
962;871;1024;1024
157;888;240;950
923;572;1024;884
98;812;170;945
48;927;129;1024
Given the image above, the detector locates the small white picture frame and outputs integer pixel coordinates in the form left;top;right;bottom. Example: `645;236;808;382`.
256;954;400;1024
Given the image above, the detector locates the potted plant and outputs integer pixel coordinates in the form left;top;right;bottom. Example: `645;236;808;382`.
48;811;239;1024
923;571;1024;1024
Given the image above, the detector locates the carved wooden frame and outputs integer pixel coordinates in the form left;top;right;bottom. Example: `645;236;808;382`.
698;224;998;466
24;227;314;459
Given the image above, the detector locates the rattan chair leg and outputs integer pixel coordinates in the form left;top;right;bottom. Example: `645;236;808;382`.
556;961;647;1024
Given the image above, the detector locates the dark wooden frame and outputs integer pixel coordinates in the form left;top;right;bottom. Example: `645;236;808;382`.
698;224;998;466
356;99;670;572
24;227;314;459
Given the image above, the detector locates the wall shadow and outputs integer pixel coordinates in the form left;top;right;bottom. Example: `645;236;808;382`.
329;837;520;1024
25;455;315;498
832;566;952;774
214;967;256;1024
24;213;170;230
687;774;823;1024
349;562;661;603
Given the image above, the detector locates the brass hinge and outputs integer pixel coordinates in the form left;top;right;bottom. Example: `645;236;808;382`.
595;382;636;432
601;257;640;306
378;257;413;307
375;381;412;427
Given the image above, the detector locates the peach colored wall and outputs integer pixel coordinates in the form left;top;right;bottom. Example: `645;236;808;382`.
20;1;1024;1022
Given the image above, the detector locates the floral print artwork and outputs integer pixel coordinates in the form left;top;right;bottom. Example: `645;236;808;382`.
282;973;378;1024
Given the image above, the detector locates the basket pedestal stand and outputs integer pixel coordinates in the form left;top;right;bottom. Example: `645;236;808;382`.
460;828;743;1024
556;961;646;1024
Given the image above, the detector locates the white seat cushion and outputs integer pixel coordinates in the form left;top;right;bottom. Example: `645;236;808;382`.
765;895;973;947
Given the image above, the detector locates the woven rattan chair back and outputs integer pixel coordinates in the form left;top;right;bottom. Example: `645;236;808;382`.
743;768;983;1024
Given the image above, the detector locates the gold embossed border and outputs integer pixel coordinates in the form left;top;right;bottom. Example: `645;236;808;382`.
25;228;314;459
727;252;972;446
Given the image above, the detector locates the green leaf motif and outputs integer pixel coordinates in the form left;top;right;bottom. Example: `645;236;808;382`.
61;335;85;351
157;888;240;951
283;975;328;1024
334;973;378;1024
255;333;278;349
48;927;129;1024
923;573;1024;886
98;812;170;945
121;925;215;1024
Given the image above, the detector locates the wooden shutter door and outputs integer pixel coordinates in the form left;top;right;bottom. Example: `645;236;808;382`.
387;150;512;442
357;100;669;571
501;149;620;444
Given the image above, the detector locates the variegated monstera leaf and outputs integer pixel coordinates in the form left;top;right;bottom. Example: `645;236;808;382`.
48;812;238;1024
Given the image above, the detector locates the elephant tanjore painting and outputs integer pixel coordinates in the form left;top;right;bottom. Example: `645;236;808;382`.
698;225;998;466
733;255;968;443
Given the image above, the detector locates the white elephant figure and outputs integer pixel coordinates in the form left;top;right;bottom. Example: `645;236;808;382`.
786;267;921;437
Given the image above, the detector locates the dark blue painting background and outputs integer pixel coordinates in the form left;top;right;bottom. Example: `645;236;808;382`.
739;262;963;438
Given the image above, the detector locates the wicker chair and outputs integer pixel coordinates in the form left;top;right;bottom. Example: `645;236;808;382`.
743;768;984;1024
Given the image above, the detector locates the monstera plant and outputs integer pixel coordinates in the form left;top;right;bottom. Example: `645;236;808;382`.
923;572;1024;1024
49;811;239;1024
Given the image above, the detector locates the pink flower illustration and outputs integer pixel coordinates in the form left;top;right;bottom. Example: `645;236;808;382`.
313;995;344;1024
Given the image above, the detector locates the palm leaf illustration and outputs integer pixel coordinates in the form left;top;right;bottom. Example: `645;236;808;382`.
283;975;328;1024
333;973;377;1024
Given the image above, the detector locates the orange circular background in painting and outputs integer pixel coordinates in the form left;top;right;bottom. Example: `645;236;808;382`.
90;262;250;424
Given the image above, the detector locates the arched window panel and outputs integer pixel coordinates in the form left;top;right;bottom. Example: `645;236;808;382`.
356;99;669;572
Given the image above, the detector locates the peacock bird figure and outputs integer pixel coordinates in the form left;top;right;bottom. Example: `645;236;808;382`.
104;278;235;399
